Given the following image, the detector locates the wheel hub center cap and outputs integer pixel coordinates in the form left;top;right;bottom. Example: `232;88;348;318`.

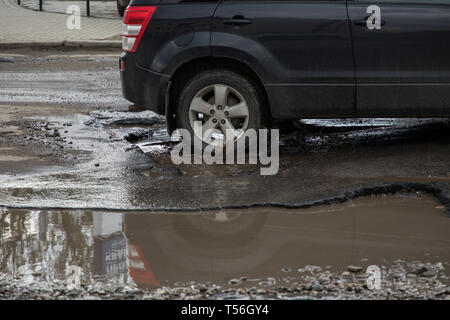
214;106;227;119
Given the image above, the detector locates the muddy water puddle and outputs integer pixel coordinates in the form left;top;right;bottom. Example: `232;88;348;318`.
0;193;449;293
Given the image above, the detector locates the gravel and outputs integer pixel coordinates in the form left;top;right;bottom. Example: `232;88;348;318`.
0;261;448;300
347;265;364;273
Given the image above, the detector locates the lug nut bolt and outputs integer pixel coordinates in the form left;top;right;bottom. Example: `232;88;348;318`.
224;111;229;116
221;119;226;124
217;105;223;110
210;110;215;114
212;118;217;123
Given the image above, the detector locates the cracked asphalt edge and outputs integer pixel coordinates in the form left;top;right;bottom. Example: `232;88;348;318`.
1;182;449;217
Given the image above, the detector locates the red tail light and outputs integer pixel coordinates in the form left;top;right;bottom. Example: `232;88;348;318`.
126;242;160;286
122;6;156;53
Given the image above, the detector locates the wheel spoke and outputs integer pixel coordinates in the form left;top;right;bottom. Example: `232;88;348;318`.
225;102;249;118
214;85;229;107
189;83;250;144
190;97;213;115
202;117;218;133
219;118;236;135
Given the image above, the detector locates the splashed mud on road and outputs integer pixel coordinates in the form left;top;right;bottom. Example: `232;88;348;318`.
0;193;449;299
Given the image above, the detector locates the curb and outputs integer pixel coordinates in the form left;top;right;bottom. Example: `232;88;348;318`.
65;40;121;48
0;40;121;49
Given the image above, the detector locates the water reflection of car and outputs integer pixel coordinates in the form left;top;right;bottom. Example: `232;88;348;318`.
122;211;271;289
117;0;130;17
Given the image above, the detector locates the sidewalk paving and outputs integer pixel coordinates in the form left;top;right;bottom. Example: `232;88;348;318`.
20;0;121;19
0;0;122;47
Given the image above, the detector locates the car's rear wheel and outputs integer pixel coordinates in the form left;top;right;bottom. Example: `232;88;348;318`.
176;69;266;146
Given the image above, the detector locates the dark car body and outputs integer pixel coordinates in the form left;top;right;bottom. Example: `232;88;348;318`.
117;0;130;7
120;0;450;131
117;0;131;16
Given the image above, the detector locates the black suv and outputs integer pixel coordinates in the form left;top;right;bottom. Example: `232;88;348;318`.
120;0;450;140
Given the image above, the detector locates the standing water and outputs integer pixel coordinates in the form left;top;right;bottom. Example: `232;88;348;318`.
0;193;449;299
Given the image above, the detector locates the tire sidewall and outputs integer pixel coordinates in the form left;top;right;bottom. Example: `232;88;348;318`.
176;70;263;143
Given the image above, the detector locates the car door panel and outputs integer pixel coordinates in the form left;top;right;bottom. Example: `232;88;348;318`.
212;1;355;119
348;0;450;116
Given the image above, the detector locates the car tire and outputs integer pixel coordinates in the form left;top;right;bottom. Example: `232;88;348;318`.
117;1;126;17
175;69;267;146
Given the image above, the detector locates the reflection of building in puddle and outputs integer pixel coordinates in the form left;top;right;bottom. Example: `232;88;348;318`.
0;210;94;282
93;213;127;280
0;210;128;285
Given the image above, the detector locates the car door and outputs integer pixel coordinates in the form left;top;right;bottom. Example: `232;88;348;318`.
348;0;450;117
212;0;355;119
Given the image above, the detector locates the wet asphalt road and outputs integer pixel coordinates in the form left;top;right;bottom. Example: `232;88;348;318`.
0;49;450;212
0;48;449;299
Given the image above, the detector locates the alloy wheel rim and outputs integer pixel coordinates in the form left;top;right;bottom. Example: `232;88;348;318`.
188;84;250;144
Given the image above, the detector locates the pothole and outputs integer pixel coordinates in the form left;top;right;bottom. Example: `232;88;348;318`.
1;193;448;299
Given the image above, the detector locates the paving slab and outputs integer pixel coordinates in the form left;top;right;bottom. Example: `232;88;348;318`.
0;0;122;47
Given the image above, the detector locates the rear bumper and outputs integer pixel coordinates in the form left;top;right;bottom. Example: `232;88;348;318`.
120;52;170;115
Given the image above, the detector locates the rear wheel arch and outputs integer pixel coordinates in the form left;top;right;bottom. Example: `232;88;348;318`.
165;57;271;135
